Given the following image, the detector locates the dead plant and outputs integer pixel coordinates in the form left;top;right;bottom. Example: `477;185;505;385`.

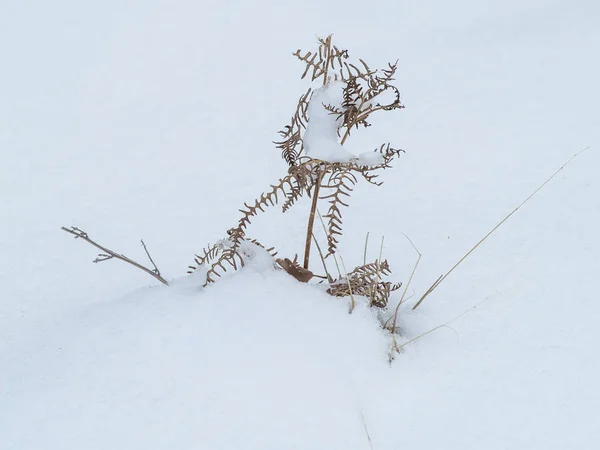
61;226;169;286
328;259;402;308
62;35;406;311
186;35;405;309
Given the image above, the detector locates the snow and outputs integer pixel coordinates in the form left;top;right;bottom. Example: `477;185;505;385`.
302;81;388;166
356;150;386;167
2;260;389;449
303;81;355;162
2;1;600;449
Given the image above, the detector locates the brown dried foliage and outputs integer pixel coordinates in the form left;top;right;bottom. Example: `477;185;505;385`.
275;255;314;283
328;260;402;308
277;35;404;167
189;35;404;306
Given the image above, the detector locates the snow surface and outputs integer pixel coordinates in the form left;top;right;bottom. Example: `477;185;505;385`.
2;1;600;449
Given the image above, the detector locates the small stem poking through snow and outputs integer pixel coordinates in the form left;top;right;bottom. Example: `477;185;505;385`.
141;239;163;277
312;233;332;282
384;233;421;333
339;255;356;313
360;409;375;450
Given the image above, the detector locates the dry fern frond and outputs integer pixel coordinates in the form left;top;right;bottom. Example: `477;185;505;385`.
281;177;305;213
274;87;312;166
187;242;221;273
337;60;404;144
189;159;325;285
204;246;246;284
232;159;326;243
280;34;404;164
355;143;405;186
352;259;393;279
327;259;401;308
320;168;358;257
232;175;297;247
293;34;349;83
190;234;278;286
190;36;406;292
281;161;317;212
277;34;352;167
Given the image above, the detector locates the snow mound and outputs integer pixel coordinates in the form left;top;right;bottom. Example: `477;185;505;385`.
3;265;392;449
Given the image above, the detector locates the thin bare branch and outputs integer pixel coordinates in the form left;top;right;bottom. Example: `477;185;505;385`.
61;226;169;286
141;239;162;276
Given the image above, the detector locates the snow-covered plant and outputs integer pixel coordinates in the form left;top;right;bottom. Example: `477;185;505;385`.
61;35;405;309
187;35;405;308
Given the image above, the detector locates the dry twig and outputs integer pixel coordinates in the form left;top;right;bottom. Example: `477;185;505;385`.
61;226;169;286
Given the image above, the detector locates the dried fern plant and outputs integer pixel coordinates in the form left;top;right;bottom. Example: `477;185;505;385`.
328;259;402;308
186;34;405;308
60;34;591;350
60;35;405;310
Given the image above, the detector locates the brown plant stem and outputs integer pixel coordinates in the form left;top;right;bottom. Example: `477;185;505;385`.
303;173;323;269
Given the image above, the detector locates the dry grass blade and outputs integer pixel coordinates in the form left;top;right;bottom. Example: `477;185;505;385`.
363;232;370;266
338;255;356;313
384;233;421;333
312;233;333;282
360;409;375;450
397;295;498;353
413;145;591;310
